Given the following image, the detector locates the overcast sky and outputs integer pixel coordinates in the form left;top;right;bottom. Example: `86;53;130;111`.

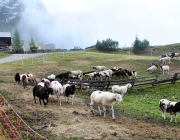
39;0;180;49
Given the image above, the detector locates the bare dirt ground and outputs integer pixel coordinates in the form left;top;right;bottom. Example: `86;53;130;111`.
1;62;180;140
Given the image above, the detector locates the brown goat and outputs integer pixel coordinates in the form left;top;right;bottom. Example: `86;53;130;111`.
22;75;28;88
28;75;37;85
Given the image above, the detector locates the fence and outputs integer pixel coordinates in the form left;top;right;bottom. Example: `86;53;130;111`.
20;54;49;66
0;94;48;140
68;72;180;93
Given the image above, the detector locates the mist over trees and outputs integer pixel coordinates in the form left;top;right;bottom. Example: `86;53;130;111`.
95;38;119;51
132;36;149;54
0;0;55;51
0;0;24;30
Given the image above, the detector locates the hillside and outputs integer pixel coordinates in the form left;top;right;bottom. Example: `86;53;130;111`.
86;43;180;56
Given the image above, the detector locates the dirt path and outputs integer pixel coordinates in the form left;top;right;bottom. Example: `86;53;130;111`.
0;54;41;64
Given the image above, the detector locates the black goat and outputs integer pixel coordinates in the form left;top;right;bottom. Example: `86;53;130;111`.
14;73;21;84
56;72;69;84
112;70;128;79
33;85;53;107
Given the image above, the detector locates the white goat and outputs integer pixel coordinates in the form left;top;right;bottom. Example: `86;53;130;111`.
160;65;169;74
93;66;107;71
147;65;158;73
90;91;123;120
47;74;56;80
50;81;64;106
112;83;132;97
84;72;97;80
159;56;172;64
69;70;83;77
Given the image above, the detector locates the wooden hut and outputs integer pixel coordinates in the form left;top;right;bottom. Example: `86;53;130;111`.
0;32;11;48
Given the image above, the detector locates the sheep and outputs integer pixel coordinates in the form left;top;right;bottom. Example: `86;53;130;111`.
84;71;97;80
160;54;168;58
90;91;123;120
97;69;113;80
22;75;28;88
50;80;64;106
69;70;83;76
56;72;69;84
28;75;37;85
159;99;180;123
41;78;51;84
111;67;122;72
33;85;53;107
112;69;128;79
14;73;21;84
147;65;158;73
38;81;50;88
160;65;169;74
63;84;76;105
93;66;107;71
168;52;180;60
69;74;82;80
112;83;132;97
83;71;95;75
14;73;29;84
27;73;33;77
124;69;137;79
151;62;159;68
159;56;172;64
47;74;56;82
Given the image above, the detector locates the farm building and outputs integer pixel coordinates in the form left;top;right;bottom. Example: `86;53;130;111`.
0;32;12;49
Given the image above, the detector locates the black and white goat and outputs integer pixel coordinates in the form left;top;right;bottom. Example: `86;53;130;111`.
124;69;137;79
63;84;76;105
159;99;180;123
98;69;113;81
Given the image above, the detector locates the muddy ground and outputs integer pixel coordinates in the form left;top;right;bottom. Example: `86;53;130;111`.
1;62;180;140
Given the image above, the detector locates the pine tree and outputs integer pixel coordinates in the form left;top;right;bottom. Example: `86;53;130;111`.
12;29;23;53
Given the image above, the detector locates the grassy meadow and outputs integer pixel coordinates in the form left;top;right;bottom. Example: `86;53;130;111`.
1;50;180;127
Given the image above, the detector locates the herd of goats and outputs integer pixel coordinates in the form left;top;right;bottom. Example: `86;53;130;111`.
12;51;180;122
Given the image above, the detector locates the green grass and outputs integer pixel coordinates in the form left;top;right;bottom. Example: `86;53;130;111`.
114;82;180;127
0;52;10;58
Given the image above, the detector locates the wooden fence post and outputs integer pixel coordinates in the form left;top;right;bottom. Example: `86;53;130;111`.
171;73;177;84
32;57;33;64
152;75;158;86
80;81;82;94
21;59;24;66
106;81;111;91
131;78;136;88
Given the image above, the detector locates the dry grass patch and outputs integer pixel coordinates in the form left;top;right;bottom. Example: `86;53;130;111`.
71;60;92;66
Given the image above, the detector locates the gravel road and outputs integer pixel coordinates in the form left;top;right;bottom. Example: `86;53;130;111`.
0;54;41;64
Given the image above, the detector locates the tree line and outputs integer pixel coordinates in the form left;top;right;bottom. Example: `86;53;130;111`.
93;36;149;53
